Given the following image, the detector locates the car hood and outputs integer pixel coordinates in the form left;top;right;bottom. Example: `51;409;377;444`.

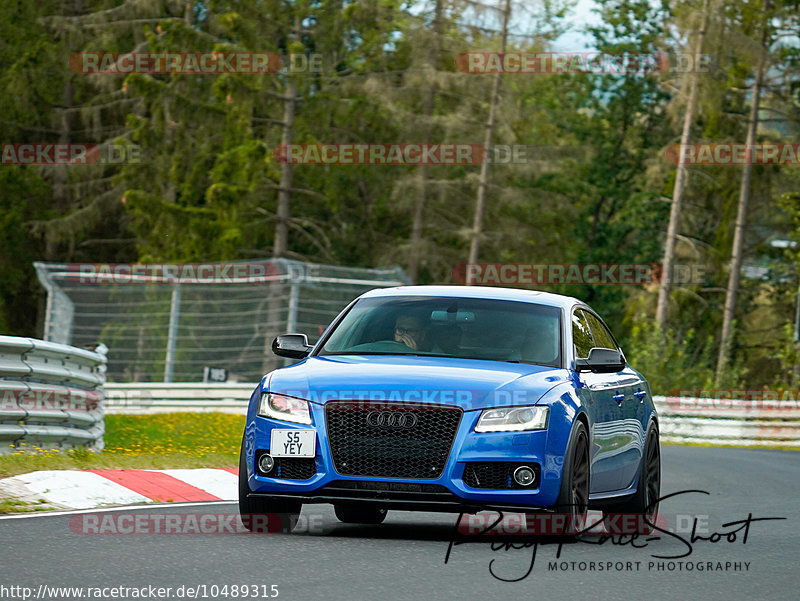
265;354;569;411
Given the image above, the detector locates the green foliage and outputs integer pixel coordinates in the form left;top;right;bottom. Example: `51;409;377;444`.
0;168;50;335
772;323;800;389
626;320;717;395
0;0;798;395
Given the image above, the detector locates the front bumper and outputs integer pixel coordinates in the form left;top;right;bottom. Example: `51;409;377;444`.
243;402;568;510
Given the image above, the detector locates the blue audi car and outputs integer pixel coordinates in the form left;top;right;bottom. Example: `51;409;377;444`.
239;286;660;533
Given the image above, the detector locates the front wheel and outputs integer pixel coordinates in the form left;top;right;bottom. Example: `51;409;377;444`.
238;438;301;533
553;420;590;536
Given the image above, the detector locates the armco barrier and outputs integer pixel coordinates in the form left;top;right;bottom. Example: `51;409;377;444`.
655;395;800;447
102;386;800;447
0;336;107;453
103;383;254;414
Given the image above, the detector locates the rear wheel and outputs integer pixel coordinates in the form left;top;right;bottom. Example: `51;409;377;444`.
553;420;590;536
238;438;301;533
334;503;388;525
605;423;660;534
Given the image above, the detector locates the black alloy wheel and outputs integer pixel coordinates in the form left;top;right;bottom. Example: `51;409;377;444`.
606;423;661;535
552;420;590;537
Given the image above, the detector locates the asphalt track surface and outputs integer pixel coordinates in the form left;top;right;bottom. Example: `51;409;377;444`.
1;446;797;601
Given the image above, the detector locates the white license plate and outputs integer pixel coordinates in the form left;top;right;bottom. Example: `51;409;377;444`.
270;429;316;458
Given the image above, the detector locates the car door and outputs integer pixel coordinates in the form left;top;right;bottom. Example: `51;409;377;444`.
582;310;644;490
571;308;621;493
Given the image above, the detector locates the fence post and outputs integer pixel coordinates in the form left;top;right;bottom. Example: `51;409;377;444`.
164;284;181;383
34;262;75;345
286;283;300;333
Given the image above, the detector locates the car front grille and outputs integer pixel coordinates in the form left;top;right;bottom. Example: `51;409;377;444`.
257;449;317;480
273;458;317;480
325;401;462;479
462;462;541;489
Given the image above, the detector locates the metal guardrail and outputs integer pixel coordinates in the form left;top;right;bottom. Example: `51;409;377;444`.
654;395;800;446
104;383;254;414
0;336;107;454
103;385;800;447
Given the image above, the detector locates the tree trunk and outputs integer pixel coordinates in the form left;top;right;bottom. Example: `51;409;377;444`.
655;0;711;327
408;157;430;284
407;0;443;284
273;18;300;258
466;0;510;275
715;0;770;385
264;17;301;374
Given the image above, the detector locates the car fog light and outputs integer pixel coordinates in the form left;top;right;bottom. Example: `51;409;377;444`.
513;466;536;486
258;453;275;474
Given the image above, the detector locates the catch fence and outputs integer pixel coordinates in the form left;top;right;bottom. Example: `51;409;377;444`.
35;259;408;383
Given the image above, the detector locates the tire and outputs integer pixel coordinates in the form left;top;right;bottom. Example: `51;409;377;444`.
334;503;388;525
238;438;301;533
552;420;590;537
605;423;660;535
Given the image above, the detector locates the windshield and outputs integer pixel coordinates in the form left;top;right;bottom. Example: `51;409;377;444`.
318;296;562;367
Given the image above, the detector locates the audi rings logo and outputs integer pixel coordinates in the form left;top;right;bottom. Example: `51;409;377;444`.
366;411;418;428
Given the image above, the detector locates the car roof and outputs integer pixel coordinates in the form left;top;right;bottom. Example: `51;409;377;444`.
359;285;581;310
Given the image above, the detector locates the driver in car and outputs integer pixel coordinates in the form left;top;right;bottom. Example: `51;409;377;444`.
394;314;428;350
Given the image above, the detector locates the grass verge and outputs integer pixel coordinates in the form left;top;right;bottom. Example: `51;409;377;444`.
661;440;800;451
0;413;245;479
0;498;55;513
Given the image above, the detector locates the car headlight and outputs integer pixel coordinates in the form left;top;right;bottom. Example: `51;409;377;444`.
258;392;312;425
475;405;549;432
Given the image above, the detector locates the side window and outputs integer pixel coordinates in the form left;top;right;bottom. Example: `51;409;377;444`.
583;312;618;351
571;310;594;359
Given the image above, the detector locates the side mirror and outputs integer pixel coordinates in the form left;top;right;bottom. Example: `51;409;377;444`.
574;347;625;373
272;334;312;359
